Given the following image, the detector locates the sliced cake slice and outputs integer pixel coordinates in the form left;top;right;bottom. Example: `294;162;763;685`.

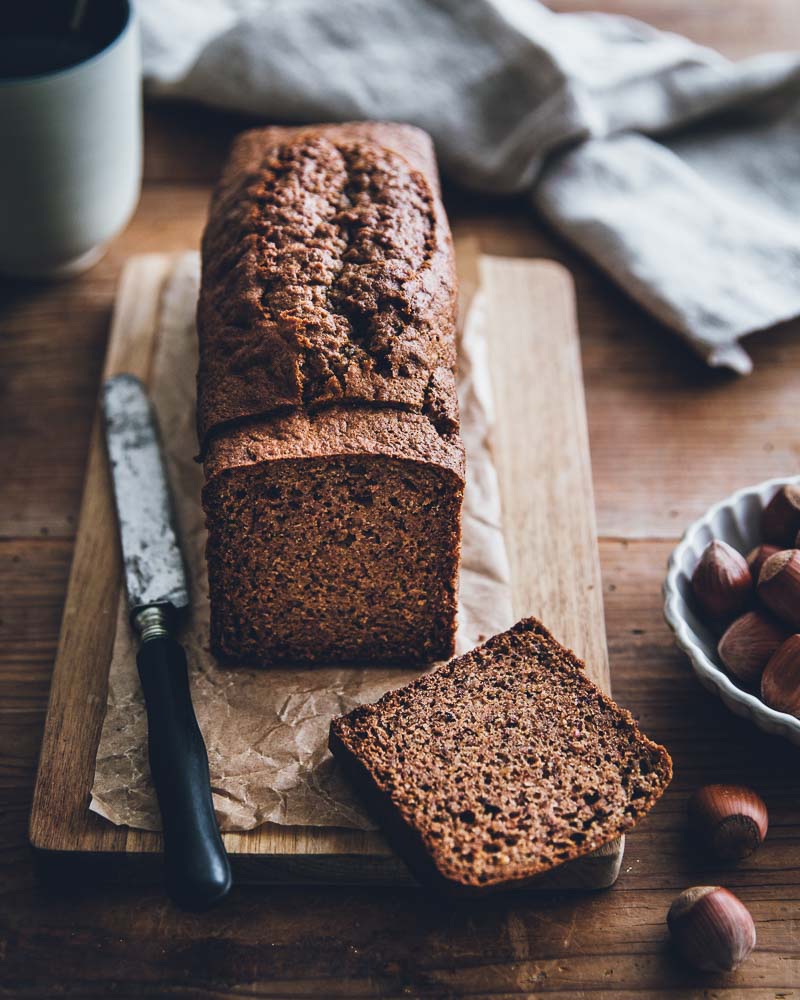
329;617;672;893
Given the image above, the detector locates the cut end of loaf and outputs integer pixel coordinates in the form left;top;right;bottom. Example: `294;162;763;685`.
203;433;463;666
330;618;672;893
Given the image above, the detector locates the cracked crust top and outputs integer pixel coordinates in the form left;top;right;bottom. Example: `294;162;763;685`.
196;122;458;454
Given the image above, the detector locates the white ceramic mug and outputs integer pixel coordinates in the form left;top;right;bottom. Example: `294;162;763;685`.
0;1;142;278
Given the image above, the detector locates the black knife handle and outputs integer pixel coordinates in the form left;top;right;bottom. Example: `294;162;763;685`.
136;636;232;910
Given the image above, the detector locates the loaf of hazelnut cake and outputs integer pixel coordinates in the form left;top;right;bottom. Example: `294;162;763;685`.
198;122;464;666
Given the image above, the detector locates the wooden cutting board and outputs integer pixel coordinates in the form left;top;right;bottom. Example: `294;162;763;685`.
29;246;623;889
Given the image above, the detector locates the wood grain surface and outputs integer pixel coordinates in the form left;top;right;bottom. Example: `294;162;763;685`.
3;2;800;995
29;250;622;890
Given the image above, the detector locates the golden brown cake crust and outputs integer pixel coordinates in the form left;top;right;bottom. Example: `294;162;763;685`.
197;121;458;454
203;405;465;483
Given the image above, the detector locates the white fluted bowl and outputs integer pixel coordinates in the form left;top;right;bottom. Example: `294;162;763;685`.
664;475;800;745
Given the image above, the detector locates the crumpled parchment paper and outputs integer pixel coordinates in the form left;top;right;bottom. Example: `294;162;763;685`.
89;251;514;832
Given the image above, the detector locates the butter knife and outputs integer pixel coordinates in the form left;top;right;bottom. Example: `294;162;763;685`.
102;373;231;909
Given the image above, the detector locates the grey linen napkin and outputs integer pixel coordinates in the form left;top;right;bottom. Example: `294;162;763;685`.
140;0;800;373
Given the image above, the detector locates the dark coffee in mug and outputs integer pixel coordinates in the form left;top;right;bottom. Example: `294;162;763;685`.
0;1;129;80
0;37;96;78
0;0;141;278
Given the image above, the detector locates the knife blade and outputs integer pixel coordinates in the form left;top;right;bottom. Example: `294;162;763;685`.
103;373;231;910
103;372;189;616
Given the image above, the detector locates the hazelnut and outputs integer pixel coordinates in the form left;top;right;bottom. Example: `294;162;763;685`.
691;540;753;622
761;484;800;546
717;611;788;687
688;784;768;861
667;886;756;972
756;550;800;629
761;633;800;717
746;544;780;581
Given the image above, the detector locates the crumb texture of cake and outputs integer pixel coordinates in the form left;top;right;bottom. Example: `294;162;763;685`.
329;618;673;892
198;122;464;666
203;407;463;665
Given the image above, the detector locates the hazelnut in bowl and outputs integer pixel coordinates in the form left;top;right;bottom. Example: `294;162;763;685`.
664;476;800;746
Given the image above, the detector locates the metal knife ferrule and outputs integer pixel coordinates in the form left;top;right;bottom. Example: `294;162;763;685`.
134;606;171;643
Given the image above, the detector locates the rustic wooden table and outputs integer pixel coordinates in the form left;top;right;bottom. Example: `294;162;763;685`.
3;3;800;996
